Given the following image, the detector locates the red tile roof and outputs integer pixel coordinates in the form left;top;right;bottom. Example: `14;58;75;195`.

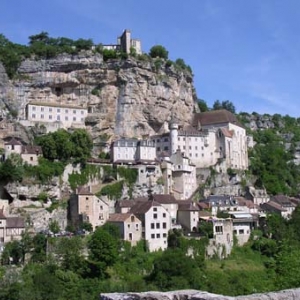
193;110;243;128
130;201;161;215
108;213;132;222
6;217;25;228
76;186;93;195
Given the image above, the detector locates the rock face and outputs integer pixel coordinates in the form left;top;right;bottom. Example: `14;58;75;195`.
100;288;300;300
0;53;198;143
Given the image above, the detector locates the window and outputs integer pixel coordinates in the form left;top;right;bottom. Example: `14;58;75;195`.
201;146;204;150
135;223;139;230
163;233;167;238
127;224;130;228
156;223;160;229
164;146;169;151
129;233;132;240
81;110;84;115
233;230;237;235
163;222;167;229
151;234;155;239
73;117;76;121
49;115;52;120
65;109;68;113
189;146;192;150
11;145;14;150
73;110;76;114
178;137;180;141
195;146;198;150
157;147;161;151
32;106;36;111
153;214;157;219
156;234;160;238
239;229;244;234
41;114;44;119
183;138;186;141
41;107;44;112
163;213;166;218
86;197;89;200
151;223;155;229
57;116;60;121
157;139;160;142
100;206;103;210
183;146;186;150
65;116;68;121
30;157;33;161
215;226;223;234
57;108;60;113
153;207;157;212
32;114;36;119
49;108;52;112
131;215;135;222
196;153;198;157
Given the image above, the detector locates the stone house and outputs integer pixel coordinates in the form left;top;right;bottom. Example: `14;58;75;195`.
204;217;233;258
228;212;257;245
107;213;142;246
69;186;110;230
0;209;25;244
177;201;200;232
245;186;269;205
169;150;197;200
130;200;171;252
4;137;43;166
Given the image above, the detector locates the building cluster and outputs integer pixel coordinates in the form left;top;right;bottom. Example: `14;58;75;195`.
102;29;142;55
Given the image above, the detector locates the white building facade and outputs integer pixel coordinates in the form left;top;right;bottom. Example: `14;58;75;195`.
25;102;88;129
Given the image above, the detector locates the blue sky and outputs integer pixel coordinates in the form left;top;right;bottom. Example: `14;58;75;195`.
1;0;300;116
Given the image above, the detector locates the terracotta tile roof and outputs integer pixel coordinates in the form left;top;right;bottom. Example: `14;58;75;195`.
130;201;161;215
5;137;23;146
199;210;212;217
108;213;132;222
22;145;43;155
235;197;257;209
220;128;234;138
177;201;200;211
76;186;93;195
6;217;25;228
28;101;86;110
117;200;138;208
271;195;295;207
197;202;210;210
153;194;178;204
261;201;287;212
192;110;243;128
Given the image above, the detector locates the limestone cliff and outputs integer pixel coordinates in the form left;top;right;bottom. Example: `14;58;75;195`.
0;52;198;144
100;288;300;300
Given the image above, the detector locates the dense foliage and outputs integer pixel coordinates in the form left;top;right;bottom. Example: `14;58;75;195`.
149;45;169;59
35;128;93;163
0;32;94;78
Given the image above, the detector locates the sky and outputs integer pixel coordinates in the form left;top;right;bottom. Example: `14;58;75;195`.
1;0;300;116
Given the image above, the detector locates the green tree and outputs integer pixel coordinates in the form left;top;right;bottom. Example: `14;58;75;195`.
87;227;118;278
149;45;168;59
198;99;209;112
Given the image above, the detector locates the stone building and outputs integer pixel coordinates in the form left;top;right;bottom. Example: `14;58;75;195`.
4;137;43;166
129;200;170;252
23;102;88;130
107;213;142;246
102;29;142;55
0;209;25;244
152;109;248;171
111;138;156;164
69;186;110;230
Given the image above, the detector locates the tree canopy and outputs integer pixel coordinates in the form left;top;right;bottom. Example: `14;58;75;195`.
149;45;169;59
